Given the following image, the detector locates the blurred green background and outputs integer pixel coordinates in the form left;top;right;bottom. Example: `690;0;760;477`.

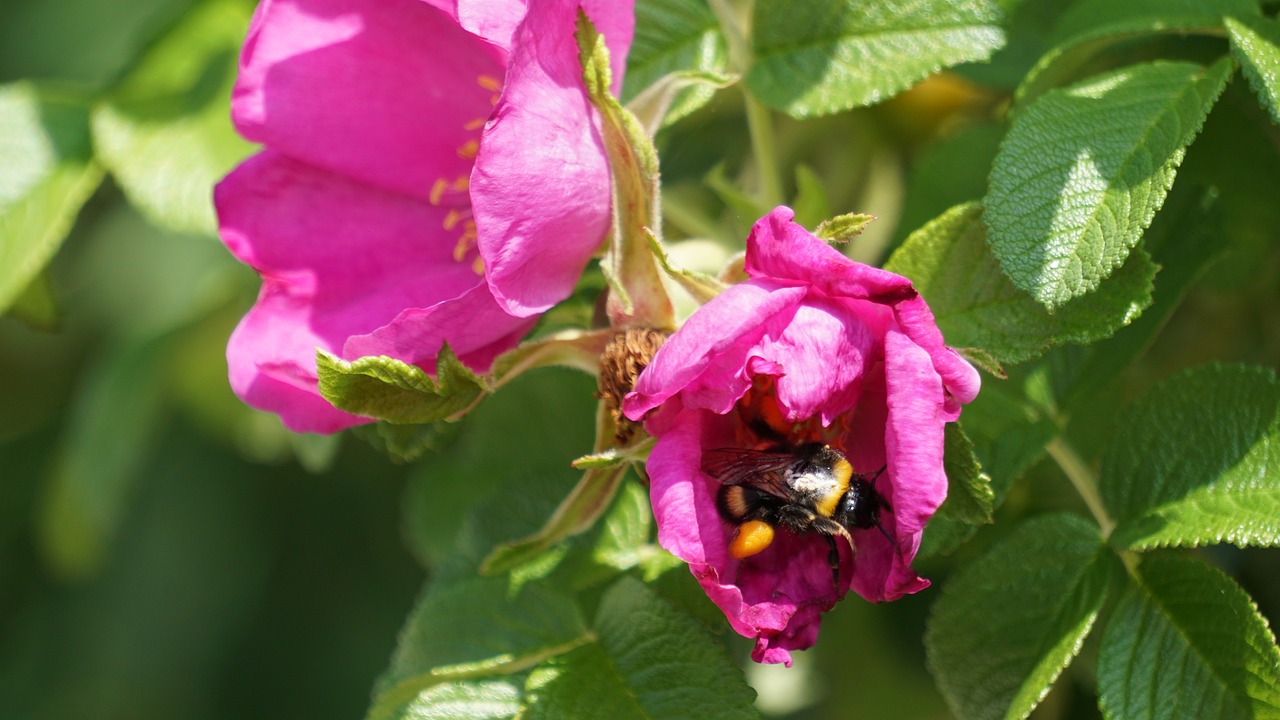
4;0;1280;718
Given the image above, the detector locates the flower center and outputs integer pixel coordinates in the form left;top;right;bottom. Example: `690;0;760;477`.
733;375;843;451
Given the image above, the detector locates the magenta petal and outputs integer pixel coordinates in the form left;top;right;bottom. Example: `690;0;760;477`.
623;280;808;419
227;284;371;434
472;0;629;317
216;151;493;429
745;207;917;303
752;296;881;426
234;0;499;201
344;283;536;372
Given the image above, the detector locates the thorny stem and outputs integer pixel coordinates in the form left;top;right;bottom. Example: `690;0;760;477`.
707;0;785;208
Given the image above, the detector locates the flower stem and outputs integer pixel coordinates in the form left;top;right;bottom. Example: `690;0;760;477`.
1046;437;1115;538
707;0;785;208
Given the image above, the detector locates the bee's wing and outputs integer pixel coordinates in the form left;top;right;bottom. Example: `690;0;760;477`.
701;448;795;500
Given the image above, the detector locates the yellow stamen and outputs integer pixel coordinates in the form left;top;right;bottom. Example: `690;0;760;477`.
457;139;479;159
452;224;478;262
429;178;448;205
464;117;486;131
471;255;485;275
490;93;500;106
453;175;470;191
443;208;464;231
477;74;501;92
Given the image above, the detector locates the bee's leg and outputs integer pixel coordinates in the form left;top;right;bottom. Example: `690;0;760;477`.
825;535;840;589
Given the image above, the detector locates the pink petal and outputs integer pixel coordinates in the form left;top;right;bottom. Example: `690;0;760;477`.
215;151;492;429
472;0;632;317
233;0;499;202
623;280;808;419
344;283;536;372
750;296;881;426
745;207;918;303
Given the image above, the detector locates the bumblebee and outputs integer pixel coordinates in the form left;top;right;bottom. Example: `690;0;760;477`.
703;442;893;587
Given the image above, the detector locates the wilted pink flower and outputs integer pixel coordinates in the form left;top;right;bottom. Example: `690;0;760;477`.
216;0;633;432
623;207;980;665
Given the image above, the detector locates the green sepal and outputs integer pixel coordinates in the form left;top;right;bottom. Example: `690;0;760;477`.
576;11;674;329
645;227;725;305
317;344;486;425
814;212;876;244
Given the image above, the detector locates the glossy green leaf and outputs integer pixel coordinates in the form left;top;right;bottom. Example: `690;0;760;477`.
6;270;59;329
748;0;1006;117
1061;185;1225;410
368;577;590;720
523;578;758;720
1097;554;1280;720
91;0;254;235
986;59;1232;310
0;82;102;314
919;423;993;558
927;514;1113;720
1227;15;1280;126
391;679;523;720
316;345;487;425
1102;365;1280;551
621;0;729;127
1017;0;1259;104
884;202;1155;365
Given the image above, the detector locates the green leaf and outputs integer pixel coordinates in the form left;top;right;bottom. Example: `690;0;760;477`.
986;59;1232;310
621;0;729;128
1016;0;1259;105
0;82;103;314
6;270;60;329
919;423;994;558
791;164;831;231
368;577;590;720
316;345;487;425
1097;553;1280;720
747;0;1006;118
480;464;629;575
91;0;254;235
1060;185;1226;410
1102;365;1280;551
884;202;1155;366
1227;15;1280;126
353;421;460;464
36;335;168;580
391;679;523;720
403;368;597;569
523;577;758;719
927;514;1114;720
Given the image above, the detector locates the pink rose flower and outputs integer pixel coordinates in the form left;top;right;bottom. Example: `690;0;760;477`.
623;207;981;666
216;0;634;432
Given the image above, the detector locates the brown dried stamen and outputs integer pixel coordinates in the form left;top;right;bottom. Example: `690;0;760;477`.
598;327;667;445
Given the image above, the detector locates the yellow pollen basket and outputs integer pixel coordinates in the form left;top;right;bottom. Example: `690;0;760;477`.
729;520;775;559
